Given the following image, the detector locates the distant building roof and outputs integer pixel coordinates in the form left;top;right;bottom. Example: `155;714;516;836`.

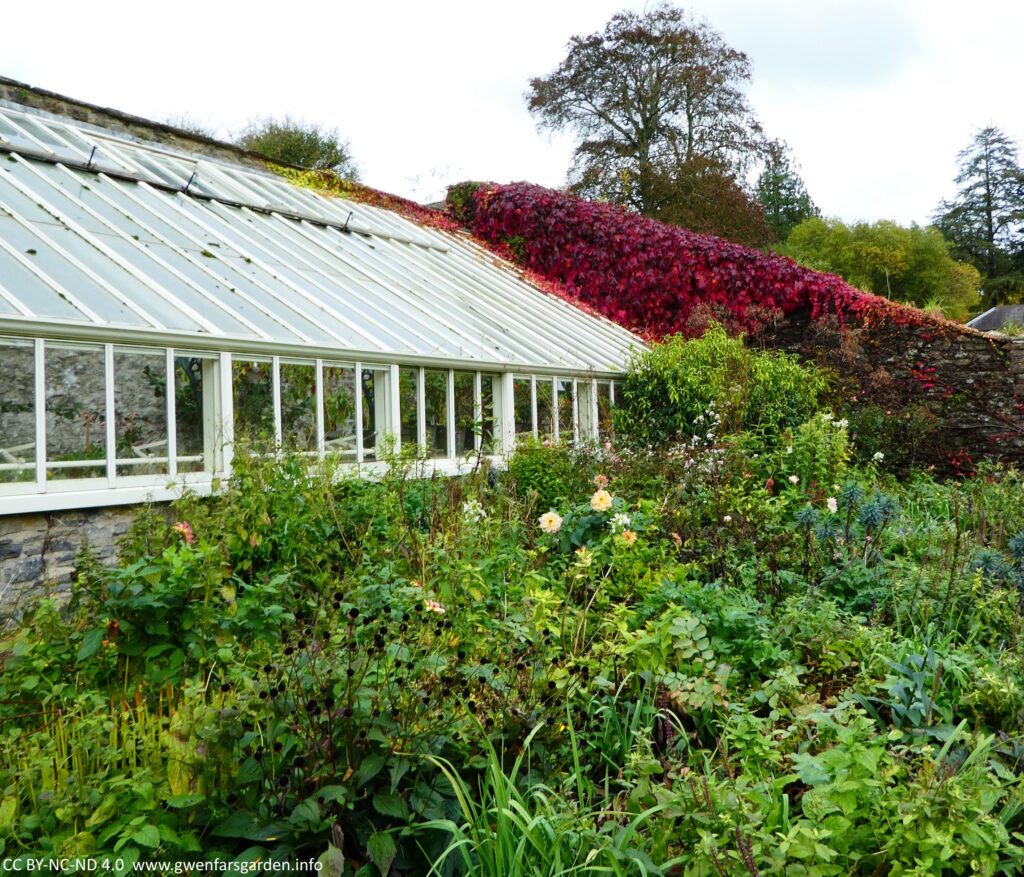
967;305;1024;333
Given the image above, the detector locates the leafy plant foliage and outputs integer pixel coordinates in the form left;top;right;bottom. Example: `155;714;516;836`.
2;338;1024;873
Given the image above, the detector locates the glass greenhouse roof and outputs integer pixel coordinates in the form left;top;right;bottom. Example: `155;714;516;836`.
0;101;641;375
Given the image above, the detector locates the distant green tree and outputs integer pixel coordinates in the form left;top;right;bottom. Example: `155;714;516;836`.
933;126;1024;304
236;116;360;179
756;141;819;241
783;217;981;321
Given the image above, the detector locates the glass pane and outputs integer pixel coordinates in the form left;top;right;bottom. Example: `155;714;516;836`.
556;378;574;442
577;380;594;443
453;371;475;456
45;343;106;479
0;338;36;483
174;353;216;474
536;378;554;442
323;363;357;462
280;362;317;452
597;381;613;443
480;374;498;454
233;359;274;445
361;366;390;461
114;347;168;476
399;368;418;449
513;376;533;439
424;369;448;458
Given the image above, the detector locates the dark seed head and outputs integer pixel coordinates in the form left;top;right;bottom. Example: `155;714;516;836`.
348;607;359;620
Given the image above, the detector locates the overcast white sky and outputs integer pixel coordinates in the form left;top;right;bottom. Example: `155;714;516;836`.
4;1;1023;226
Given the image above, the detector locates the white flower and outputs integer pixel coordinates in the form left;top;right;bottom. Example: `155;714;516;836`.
789;475;800;484
827;497;838;514
821;412;833;422
462;499;487;523
538;511;563;535
723;514;733;524
609;512;631;533
786;446;793;454
836;418;849;429
872;451;885;462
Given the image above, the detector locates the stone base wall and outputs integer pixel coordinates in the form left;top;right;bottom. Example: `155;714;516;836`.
0;506;143;629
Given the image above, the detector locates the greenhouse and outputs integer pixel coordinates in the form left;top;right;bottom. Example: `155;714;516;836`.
0;99;641;515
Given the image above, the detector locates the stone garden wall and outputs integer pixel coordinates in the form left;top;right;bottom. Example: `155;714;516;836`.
0;505;146;629
762;309;1024;471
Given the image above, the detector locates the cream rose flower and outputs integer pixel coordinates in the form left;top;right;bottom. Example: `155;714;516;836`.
590;489;613;512
538;510;563;534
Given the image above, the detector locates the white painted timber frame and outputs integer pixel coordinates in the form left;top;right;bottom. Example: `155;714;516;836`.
0;99;641;514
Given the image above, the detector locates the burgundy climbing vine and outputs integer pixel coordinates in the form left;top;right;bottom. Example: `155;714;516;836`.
446;181;967;340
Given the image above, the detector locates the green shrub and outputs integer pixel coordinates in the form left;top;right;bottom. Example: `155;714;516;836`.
615;324;830;450
506;437;589;511
846;402;938;470
786;411;851;490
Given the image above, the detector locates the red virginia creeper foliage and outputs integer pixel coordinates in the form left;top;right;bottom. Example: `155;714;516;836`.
446;181;967;340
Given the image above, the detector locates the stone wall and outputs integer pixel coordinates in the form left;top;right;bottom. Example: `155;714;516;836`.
0;75;266;169
762;308;1024;471
0;505;145;630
